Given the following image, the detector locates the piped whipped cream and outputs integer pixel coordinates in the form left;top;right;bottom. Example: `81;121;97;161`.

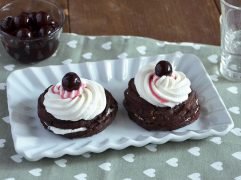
43;78;106;121
134;62;191;108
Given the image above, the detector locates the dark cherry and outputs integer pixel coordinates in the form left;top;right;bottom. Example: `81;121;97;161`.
0;16;15;32
62;72;81;91
16;28;32;39
14;14;30;28
48;20;58;29
28;12;37;28
155;60;173;77
0;11;60;63
36;11;51;27
38;26;54;37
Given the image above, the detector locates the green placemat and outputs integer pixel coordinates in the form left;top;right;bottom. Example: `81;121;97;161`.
0;33;241;180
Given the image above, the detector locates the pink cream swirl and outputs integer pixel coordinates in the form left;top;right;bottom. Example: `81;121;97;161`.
51;83;86;99
134;62;191;108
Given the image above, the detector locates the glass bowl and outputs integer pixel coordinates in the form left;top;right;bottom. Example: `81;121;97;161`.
0;0;65;63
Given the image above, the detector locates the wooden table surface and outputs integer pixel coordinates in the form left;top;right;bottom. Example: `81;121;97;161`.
0;0;221;45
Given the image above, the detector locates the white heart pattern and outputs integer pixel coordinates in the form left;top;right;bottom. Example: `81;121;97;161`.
67;40;78;48
82;153;91;158
11;154;23;163
229;106;240;114
122;153;135;163
99;162;111;171
74;173;87;180
55;159;67;168
208;54;218;64
0;139;6;148
231;128;241;136
62;59;73;65
166;158;178;167
210;161;223;171
70;33;78;36
234;176;241;180
145;144;157;152
121;36;131;39
0;83;6;90
29;168;42;176
175;51;184;57
4;178;15;180
209;137;222;145
136;46;147;55
227;86;238;94
156;42;165;47
87;36;96;40
2;116;10;124
143;168;156;178
180;42;201;50
117;52;128;59
4;177;15;180
188;173;201;180
4;64;15;71
101;41;112;50
188;147;200;156
191;44;201;50
82;52;93;60
209;74;219;82
232;152;241;160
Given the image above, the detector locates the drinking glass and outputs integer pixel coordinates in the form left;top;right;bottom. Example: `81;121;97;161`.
220;0;241;81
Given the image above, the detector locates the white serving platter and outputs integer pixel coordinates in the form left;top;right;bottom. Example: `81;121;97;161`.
6;53;234;161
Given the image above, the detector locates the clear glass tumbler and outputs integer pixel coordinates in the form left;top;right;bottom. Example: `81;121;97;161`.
220;0;241;81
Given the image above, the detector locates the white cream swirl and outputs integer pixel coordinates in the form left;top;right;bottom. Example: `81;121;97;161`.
134;62;191;108
43;78;106;121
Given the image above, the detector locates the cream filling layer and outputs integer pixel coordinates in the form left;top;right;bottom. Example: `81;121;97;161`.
44;108;114;135
45;123;87;135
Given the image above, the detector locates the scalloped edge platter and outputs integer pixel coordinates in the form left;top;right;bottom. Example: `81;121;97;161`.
6;53;234;161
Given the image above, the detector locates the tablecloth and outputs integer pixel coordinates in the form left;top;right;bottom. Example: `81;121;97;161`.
0;33;241;180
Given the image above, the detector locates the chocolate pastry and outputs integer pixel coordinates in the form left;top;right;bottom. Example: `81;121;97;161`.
123;79;200;130
38;88;118;138
123;60;200;131
37;72;118;138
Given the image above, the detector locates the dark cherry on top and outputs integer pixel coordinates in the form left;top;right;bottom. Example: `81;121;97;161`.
16;28;32;39
62;72;82;92
14;14;30;29
155;61;173;77
0;11;59;39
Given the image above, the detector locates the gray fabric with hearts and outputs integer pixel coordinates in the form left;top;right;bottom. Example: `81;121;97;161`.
0;33;241;180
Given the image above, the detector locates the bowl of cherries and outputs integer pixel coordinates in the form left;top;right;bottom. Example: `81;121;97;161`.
0;0;65;63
